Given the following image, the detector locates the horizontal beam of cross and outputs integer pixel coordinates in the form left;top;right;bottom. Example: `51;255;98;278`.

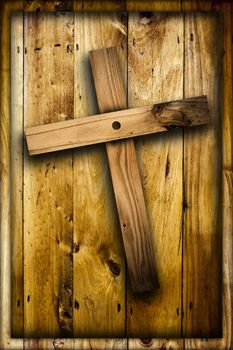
25;95;210;156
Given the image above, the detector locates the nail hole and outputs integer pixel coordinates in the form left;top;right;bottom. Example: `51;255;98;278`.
112;121;121;130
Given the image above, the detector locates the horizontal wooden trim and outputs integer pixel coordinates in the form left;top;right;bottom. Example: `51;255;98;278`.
25;95;210;155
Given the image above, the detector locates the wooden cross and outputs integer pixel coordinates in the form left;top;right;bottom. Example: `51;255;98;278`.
25;47;211;293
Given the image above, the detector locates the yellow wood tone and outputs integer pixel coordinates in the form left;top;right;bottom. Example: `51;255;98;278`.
183;13;222;337
0;2;24;348
185;2;233;348
90;47;159;293
182;0;222;11
73;11;127;336
75;0;126;11
1;2;232;349
25;96;210;155
127;12;183;339
23;12;74;337
11;11;24;337
127;0;181;11
128;339;184;350
23;0;73;11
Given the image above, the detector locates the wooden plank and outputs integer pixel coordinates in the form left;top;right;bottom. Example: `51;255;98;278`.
74;0;126;11
182;0;222;12
11;11;24;338
25;96;211;155
90;47;159;293
24;0;73;11
183;12;222;337
126;0;181;11
0;1;24;348
185;2;233;348
127;11;184;340
73;12;127;337
23;11;74;337
128;339;184;350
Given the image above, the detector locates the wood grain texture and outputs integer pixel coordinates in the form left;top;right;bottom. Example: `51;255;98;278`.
0;2;24;348
90;47;159;293
126;0;181;11
185;2;233;348
11;11;24;337
2;3;232;348
25;96;210;155
23;0;73;11
23;11;74;337
127;11;184;340
75;0;126;11
181;0;223;12
183;12;222;338
73;11;127;337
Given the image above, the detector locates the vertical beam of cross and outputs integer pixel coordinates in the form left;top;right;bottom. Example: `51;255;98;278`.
89;47;159;293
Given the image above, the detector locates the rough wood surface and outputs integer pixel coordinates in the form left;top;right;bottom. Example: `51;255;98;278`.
183;12;222;338
0;2;24;349
25;96;210;155
11;11;24;337
127;11;184;341
90;47;159;293
1;2;232;349
127;0;181;11
185;2;233;348
23;11;74;337
73;11;127;337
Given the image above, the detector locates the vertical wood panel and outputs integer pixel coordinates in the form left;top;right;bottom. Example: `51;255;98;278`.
11;12;24;338
185;2;233;348
127;12;183;339
183;13;222;337
73;10;127;337
1;2;24;348
23;11;74;337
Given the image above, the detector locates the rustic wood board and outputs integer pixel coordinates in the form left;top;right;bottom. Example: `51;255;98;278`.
23;10;74;337
0;1;232;350
73;11;127;337
25;96;210;155
127;11;184;339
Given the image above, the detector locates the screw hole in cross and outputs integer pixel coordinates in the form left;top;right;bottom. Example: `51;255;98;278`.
112;121;121;130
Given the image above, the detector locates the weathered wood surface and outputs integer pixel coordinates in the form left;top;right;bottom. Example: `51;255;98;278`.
184;1;233;349
1;2;24;349
24;11;74;337
73;11;127;337
0;1;231;349
90;47;159;293
127;11;184;341
11;11;24;337
183;12;222;338
25;96;210;155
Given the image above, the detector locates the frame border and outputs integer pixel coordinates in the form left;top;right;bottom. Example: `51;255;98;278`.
0;1;232;349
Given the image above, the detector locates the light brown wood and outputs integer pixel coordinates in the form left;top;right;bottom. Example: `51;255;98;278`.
185;2;233;348
25;96;210;155
1;3;232;349
73;11;127;337
0;2;24;348
23;11;74;337
127;11;184;340
183;12;222;337
89;47;159;293
127;0;181;11
11;11;24;337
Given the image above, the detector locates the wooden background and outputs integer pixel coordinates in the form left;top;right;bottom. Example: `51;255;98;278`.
1;1;233;350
